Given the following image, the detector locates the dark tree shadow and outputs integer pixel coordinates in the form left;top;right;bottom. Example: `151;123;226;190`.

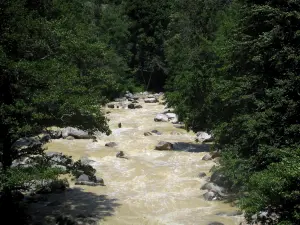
173;142;211;152
27;187;120;225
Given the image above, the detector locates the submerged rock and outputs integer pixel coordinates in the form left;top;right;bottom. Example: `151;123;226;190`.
66;136;75;140
151;130;162;135
105;142;117;147
198;172;207;178
155;141;173;151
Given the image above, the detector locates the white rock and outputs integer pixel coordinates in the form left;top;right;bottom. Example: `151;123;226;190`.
62;127;91;139
165;113;177;119
196;132;212;140
144;98;158;103
154;113;169;122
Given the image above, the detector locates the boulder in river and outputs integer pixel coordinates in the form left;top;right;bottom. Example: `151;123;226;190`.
144;98;158;103
105;142;117;147
151;130;162;135
202;151;220;161
201;182;227;199
116;151;124;158
62;127;91;139
46;126;62;139
210;171;232;189
154;113;169;122
196;131;212;142
203;191;218;201
12;136;44;152
125;91;133;99
201;182;225;193
202;153;212;161
107;103;115;108
198;172;207;178
75;174;104;186
135;104;143;109
144;132;152;136
80;156;95;166
11;136;48;165
155;141;173;151
128;103;135;109
46;152;71;165
165;113;176;118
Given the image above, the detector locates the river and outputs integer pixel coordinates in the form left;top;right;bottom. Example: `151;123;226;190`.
32;95;244;225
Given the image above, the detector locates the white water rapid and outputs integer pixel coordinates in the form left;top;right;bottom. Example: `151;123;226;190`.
30;96;244;225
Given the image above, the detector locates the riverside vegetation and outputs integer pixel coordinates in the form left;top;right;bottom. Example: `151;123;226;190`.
1;0;300;224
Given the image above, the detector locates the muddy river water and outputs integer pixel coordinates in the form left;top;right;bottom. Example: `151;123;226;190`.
38;97;244;225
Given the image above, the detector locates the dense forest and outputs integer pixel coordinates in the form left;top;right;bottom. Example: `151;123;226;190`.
1;0;300;224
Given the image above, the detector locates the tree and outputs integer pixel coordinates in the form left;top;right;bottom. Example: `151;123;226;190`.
0;0;129;222
124;0;171;91
215;0;300;223
165;0;300;223
165;0;231;131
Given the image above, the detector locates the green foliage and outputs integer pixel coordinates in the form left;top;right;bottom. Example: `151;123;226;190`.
0;166;62;191
164;0;300;224
124;0;171;91
241;150;300;225
165;0;232;130
1;0;300;224
0;0;130;209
